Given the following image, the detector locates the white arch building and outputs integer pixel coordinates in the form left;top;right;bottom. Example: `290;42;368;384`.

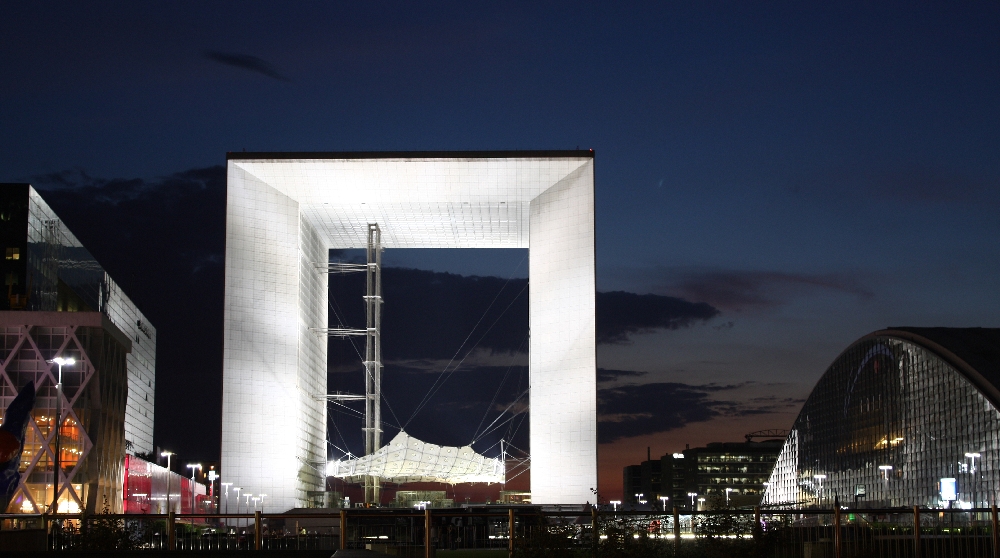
221;151;596;511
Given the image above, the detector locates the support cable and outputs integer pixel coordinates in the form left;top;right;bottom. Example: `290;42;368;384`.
403;252;527;428
471;333;528;442
405;279;528;426
472;388;529;444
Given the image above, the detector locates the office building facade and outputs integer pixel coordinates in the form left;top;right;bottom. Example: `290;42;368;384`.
623;439;781;509
0;184;156;513
763;328;1000;509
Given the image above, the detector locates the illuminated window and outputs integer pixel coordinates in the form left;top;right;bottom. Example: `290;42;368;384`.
5;247;19;260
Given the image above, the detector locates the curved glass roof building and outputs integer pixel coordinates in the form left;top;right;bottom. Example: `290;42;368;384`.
763;327;1000;509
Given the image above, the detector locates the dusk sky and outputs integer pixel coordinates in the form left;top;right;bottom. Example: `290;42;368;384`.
2;2;998;501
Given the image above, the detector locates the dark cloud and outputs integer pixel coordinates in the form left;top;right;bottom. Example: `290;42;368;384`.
203;50;291;82
330;271;720;363
597;381;802;443
597;368;648;383
658;269;872;312
597;291;719;344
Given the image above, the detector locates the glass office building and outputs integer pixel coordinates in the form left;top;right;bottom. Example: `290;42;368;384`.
0;184;156;513
763;328;1000;509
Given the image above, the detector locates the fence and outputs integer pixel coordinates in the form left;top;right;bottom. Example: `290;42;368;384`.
2;506;1000;556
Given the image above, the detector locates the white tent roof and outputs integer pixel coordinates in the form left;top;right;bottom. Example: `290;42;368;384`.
327;431;504;485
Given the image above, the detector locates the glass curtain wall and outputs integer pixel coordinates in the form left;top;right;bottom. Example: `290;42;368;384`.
764;335;1000;509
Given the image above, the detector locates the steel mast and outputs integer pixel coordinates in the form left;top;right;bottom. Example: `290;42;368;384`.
363;224;383;504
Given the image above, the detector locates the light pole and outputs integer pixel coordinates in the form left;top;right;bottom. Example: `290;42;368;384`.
659;496;669;511
252;496;260;511
221;482;232;514
966;453;981;506
207;468;218;513
878;465;893;481
688;492;697;509
244;493;252;531
161;451;174;513
726;488;733;506
813;474;826;506
234;487;242;531
47;356;75;513
259;494;267;513
610;500;621;512
965;452;981;473
187;463;202;514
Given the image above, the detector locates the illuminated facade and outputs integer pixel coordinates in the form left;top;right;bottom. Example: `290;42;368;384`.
763;328;1000;509
123;455;209;514
624;440;782;509
0;184;157;513
222;151;597;510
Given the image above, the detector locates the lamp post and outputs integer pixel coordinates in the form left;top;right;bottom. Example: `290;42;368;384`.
259;494;267;513
659;496;669;511
687;492;697;509
234;487;242;531
813;475;826;506
47;356;75;513
878;465;893;481
244;493;252;531
725;488;733;506
187;463;202;514
965;453;981;506
965;452;981;473
161;451;174;513
207;468;218;513
610;500;621;512
221;482;232;514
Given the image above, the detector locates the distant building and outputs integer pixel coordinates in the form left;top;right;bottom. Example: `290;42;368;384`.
623;438;782;510
0;184;156;513
622;464;643;503
123;455;208;514
764;328;1000;509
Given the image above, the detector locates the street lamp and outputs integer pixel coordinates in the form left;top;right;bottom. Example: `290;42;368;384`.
965;453;982;506
233;487;242;531
726;488;733;506
160;451;174;513
659;496;669;511
207;468;218;513
259;494;267;512
813;475;826;505
697;497;705;510
47;356;75;513
252;496;260;511
687;492;697;509
187;463;202;513
965;453;981;474
610;500;621;512
221;482;232;514
878;465;893;481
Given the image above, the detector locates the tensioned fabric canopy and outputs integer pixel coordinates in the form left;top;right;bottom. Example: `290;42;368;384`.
327;431;504;485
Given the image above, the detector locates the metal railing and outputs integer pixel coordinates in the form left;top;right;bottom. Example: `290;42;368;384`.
2;505;1000;556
